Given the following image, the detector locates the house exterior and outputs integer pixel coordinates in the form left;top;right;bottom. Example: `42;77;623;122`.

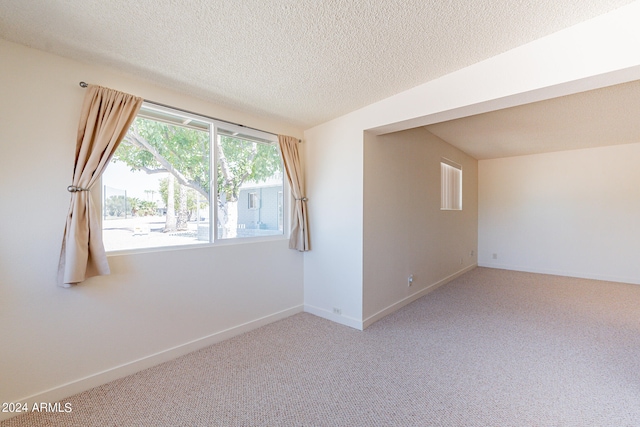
237;176;284;235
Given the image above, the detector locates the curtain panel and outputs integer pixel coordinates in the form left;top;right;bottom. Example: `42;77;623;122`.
57;85;142;286
278;135;310;251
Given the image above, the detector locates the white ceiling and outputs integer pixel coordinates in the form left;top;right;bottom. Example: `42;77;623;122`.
0;0;634;130
425;80;640;159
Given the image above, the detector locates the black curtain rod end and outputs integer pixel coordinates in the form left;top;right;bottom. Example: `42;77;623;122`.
79;81;88;88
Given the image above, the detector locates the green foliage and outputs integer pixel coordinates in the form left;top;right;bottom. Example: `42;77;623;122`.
158;177;209;219
131;198;158;216
104;195;157;217
216;135;282;202
114;117;210;199
113;116;282;208
105;195;127;217
113;142;157;171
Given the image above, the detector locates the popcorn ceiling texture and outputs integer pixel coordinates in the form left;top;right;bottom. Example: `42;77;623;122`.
0;0;633;128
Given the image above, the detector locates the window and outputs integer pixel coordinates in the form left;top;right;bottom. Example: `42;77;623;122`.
101;103;285;251
248;192;259;210
441;159;462;210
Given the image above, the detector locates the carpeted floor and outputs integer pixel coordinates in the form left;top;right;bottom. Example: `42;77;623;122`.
3;267;640;426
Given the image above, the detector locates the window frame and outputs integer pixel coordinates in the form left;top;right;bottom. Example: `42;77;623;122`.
100;101;289;255
248;192;259;210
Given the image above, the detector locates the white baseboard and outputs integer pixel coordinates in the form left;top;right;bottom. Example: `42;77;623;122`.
304;265;478;332
362;264;477;329
303;304;364;330
0;305;304;422
477;262;640;285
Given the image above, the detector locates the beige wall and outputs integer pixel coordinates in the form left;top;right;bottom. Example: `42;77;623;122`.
363;128;478;325
3;3;640;416
478;143;640;284
302;121;365;328
303;3;640;331
0;39;303;414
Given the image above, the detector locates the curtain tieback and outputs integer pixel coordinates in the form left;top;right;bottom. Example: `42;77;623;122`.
67;185;90;192
295;197;308;202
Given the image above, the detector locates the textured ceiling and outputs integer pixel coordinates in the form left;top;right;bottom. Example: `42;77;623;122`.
425;80;640;159
0;0;634;130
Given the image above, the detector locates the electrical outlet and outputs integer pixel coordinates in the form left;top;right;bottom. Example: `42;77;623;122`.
492;253;498;260
470;250;475;257
460;257;464;265
408;274;413;287
332;307;342;315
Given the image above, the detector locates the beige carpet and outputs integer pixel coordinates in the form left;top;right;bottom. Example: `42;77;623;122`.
3;267;640;426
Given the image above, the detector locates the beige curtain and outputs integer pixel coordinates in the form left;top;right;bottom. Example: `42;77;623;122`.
278;135;310;251
58;85;143;286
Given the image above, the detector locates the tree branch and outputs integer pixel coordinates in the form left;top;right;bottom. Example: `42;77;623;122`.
124;131;209;201
138;166;169;175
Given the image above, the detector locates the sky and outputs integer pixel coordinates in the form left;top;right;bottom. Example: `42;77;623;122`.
102;160;166;203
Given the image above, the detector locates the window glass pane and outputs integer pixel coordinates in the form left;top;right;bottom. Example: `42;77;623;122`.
216;131;284;239
102;107;210;251
441;161;462;210
102;103;286;251
248;192;259;210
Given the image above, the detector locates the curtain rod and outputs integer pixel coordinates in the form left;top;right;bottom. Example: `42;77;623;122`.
79;82;301;143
